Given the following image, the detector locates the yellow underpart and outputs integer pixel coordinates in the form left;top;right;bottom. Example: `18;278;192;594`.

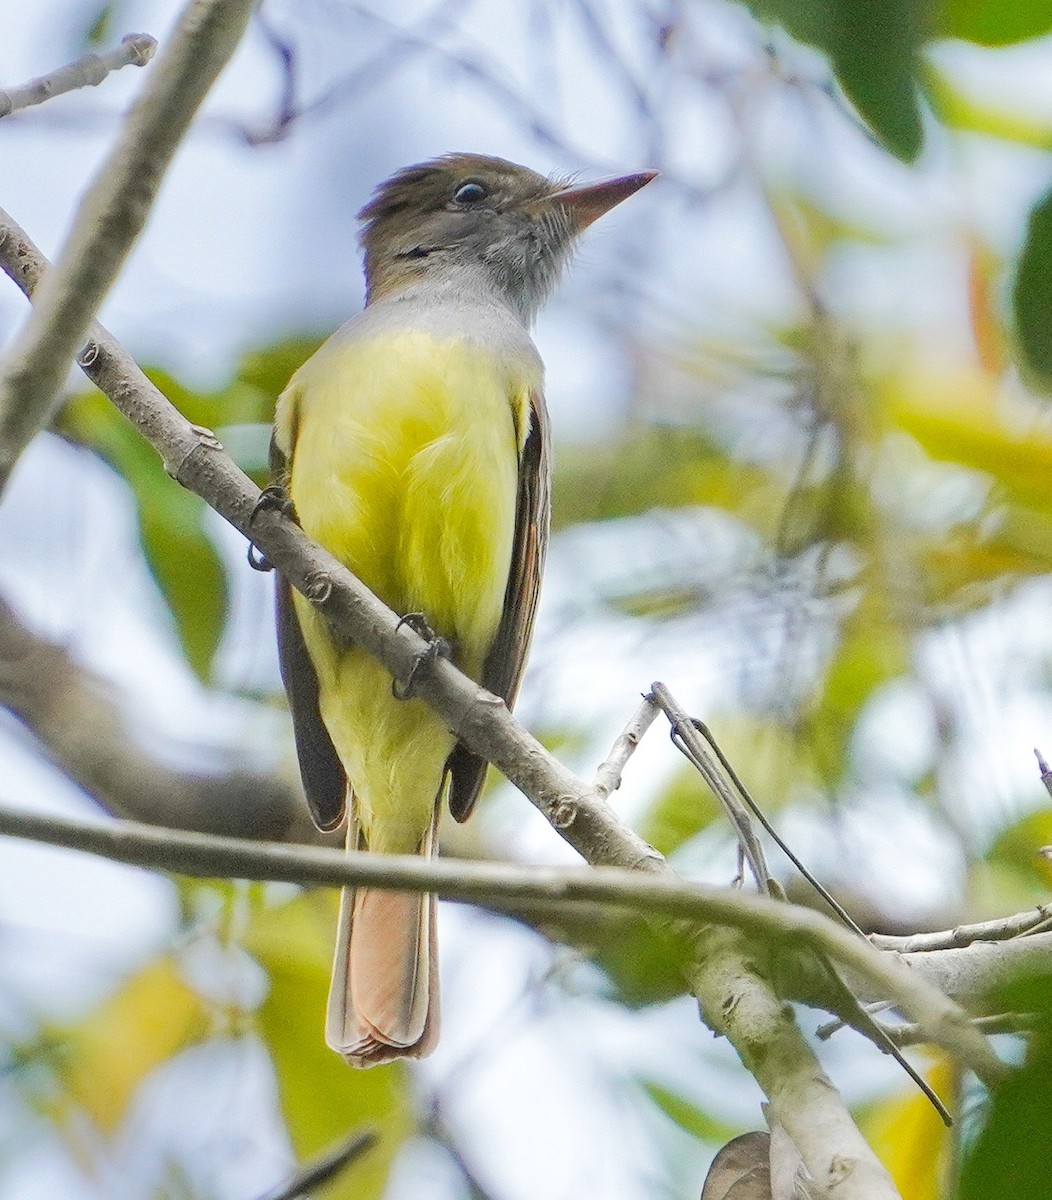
282;329;536;854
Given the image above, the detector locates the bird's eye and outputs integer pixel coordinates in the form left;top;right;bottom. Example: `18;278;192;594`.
453;181;488;204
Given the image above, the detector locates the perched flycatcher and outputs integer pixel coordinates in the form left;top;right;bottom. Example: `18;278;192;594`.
272;154;655;1067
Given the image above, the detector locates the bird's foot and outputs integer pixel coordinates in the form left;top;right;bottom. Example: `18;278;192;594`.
392;613;452;700
247;485;299;572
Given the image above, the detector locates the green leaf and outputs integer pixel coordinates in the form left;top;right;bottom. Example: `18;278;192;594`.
553;426;775;531
643;1080;739;1145
936;0;1052;46
81;3;118;47
960;974;1052;1199
236;335;327;398
1012;188;1052;388
746;0;925;161
245;893;413;1199
640;766;721;857
806;592;908;784
59;391;228;678
986;809;1052;889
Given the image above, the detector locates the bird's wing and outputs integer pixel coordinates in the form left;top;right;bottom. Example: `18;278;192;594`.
447;389;552;822
270;433;347;832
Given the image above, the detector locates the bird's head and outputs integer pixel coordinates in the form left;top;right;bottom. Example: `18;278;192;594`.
358;153;656;322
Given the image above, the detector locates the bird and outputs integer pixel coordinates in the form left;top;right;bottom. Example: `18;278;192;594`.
270;153;656;1067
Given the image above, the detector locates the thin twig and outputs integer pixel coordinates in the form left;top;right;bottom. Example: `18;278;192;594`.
0;34;156;119
256;1128;377;1200
651;682;774;894
816;1001;894;1040
650;684;950;1119
687;707;868;940
814;958;952;1126
0;800;1007;1088
0;0;256;497
592;692;660;800
870;905;1052;953
877;1012;1039;1050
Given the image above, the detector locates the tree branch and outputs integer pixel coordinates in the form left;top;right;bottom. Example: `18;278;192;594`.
0;801;1007;1086
0;207;1004;1200
0;0;256;497
0;34;157;119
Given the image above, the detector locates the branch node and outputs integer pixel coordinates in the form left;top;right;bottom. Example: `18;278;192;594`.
77;340;100;368
549;799;577;829
124;34;159;67
304;570;334;604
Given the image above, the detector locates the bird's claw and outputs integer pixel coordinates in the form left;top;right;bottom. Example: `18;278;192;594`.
247;485;299;572
392;614;451;699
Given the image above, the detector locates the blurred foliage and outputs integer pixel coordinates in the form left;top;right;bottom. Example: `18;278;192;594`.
748;0;926;160
744;0;1052;162
245;893;413;1200
959;971;1052;1198
58;338;323;678
1012;189;1052;386
58;957;211;1133
643;1079;740;1146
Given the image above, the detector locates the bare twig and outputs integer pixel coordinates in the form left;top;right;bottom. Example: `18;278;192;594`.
655;683;868;938
0;0;256;497
651;682;774;893
256;1128;377;1200
875;1012;1039;1051
592;692;659;800
651;682;952;1122
870;905;1052;953
0;34;156;119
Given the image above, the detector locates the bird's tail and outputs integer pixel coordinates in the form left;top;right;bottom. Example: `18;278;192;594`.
325;803;440;1068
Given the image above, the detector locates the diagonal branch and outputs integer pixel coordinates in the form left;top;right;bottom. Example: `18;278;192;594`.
0;206;1003;1200
0;0;256;497
0;34;157;119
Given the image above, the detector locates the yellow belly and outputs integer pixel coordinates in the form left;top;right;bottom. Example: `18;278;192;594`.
282;330;532;852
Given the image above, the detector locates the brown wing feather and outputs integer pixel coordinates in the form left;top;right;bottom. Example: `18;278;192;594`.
270;433;347;832
447;389;552;822
276;578;347;831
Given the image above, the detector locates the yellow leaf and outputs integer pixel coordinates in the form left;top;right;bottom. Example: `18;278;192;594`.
61;957;209;1132
929;68;1052;152
862;1057;954;1199
887;370;1052;512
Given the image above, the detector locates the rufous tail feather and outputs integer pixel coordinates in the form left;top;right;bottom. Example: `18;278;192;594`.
325;805;440;1067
